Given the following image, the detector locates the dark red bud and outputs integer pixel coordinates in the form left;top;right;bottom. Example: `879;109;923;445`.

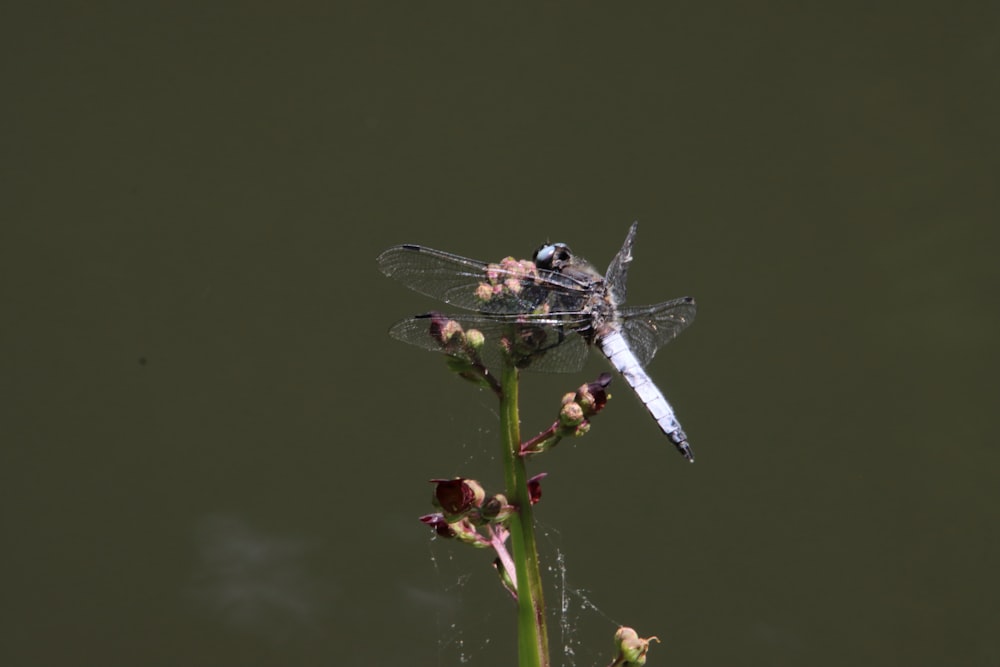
579;372;612;415
419;513;455;538
527;472;548;505
430;478;485;516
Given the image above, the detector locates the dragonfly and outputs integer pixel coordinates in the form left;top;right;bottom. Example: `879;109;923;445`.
376;222;697;462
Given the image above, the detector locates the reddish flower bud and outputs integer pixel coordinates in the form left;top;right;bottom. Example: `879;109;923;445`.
419;513;455;538
428;314;465;347
419;513;488;547
577;372;612;416
527;472;548;505
430;478;485;518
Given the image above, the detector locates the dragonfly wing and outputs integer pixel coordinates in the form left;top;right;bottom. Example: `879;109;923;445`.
377;245;498;311
388;313;592;373
377;245;592;314
617;296;696;367
604;221;638;306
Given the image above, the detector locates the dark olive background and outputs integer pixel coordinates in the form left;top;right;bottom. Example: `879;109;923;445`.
2;3;998;666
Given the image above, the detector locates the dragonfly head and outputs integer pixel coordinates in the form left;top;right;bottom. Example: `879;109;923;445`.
533;242;573;271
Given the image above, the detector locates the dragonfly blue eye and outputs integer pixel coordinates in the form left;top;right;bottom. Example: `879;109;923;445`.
533;242;572;270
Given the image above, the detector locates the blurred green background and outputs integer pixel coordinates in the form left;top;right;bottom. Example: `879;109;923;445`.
2;3;998;666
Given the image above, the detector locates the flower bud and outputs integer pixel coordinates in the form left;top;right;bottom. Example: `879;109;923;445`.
430;478;486;518
527;472;548;505
418;513;454;538
451;517;489;548
559;400;585;428
475;283;495;302
612;626;659;666
465;328;485;349
427;313;465;347
480;493;515;522
577;372;612;416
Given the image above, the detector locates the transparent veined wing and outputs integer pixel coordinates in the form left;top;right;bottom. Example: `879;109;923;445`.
604;221;638;306
387;312;594;373
377;244;591;315
616;296;696;368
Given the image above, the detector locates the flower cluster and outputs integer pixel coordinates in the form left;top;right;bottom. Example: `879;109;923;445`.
419;477;513;551
420;476;548;541
476;256;541;305
559;371;612;434
520;372;613;455
423;313;500;395
419;474;548;599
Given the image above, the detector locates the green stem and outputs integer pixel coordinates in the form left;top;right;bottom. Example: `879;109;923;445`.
499;360;549;667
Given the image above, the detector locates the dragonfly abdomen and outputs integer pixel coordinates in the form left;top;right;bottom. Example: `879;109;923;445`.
598;329;695;462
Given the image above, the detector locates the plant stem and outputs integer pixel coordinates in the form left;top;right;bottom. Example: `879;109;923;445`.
499;360;549;667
